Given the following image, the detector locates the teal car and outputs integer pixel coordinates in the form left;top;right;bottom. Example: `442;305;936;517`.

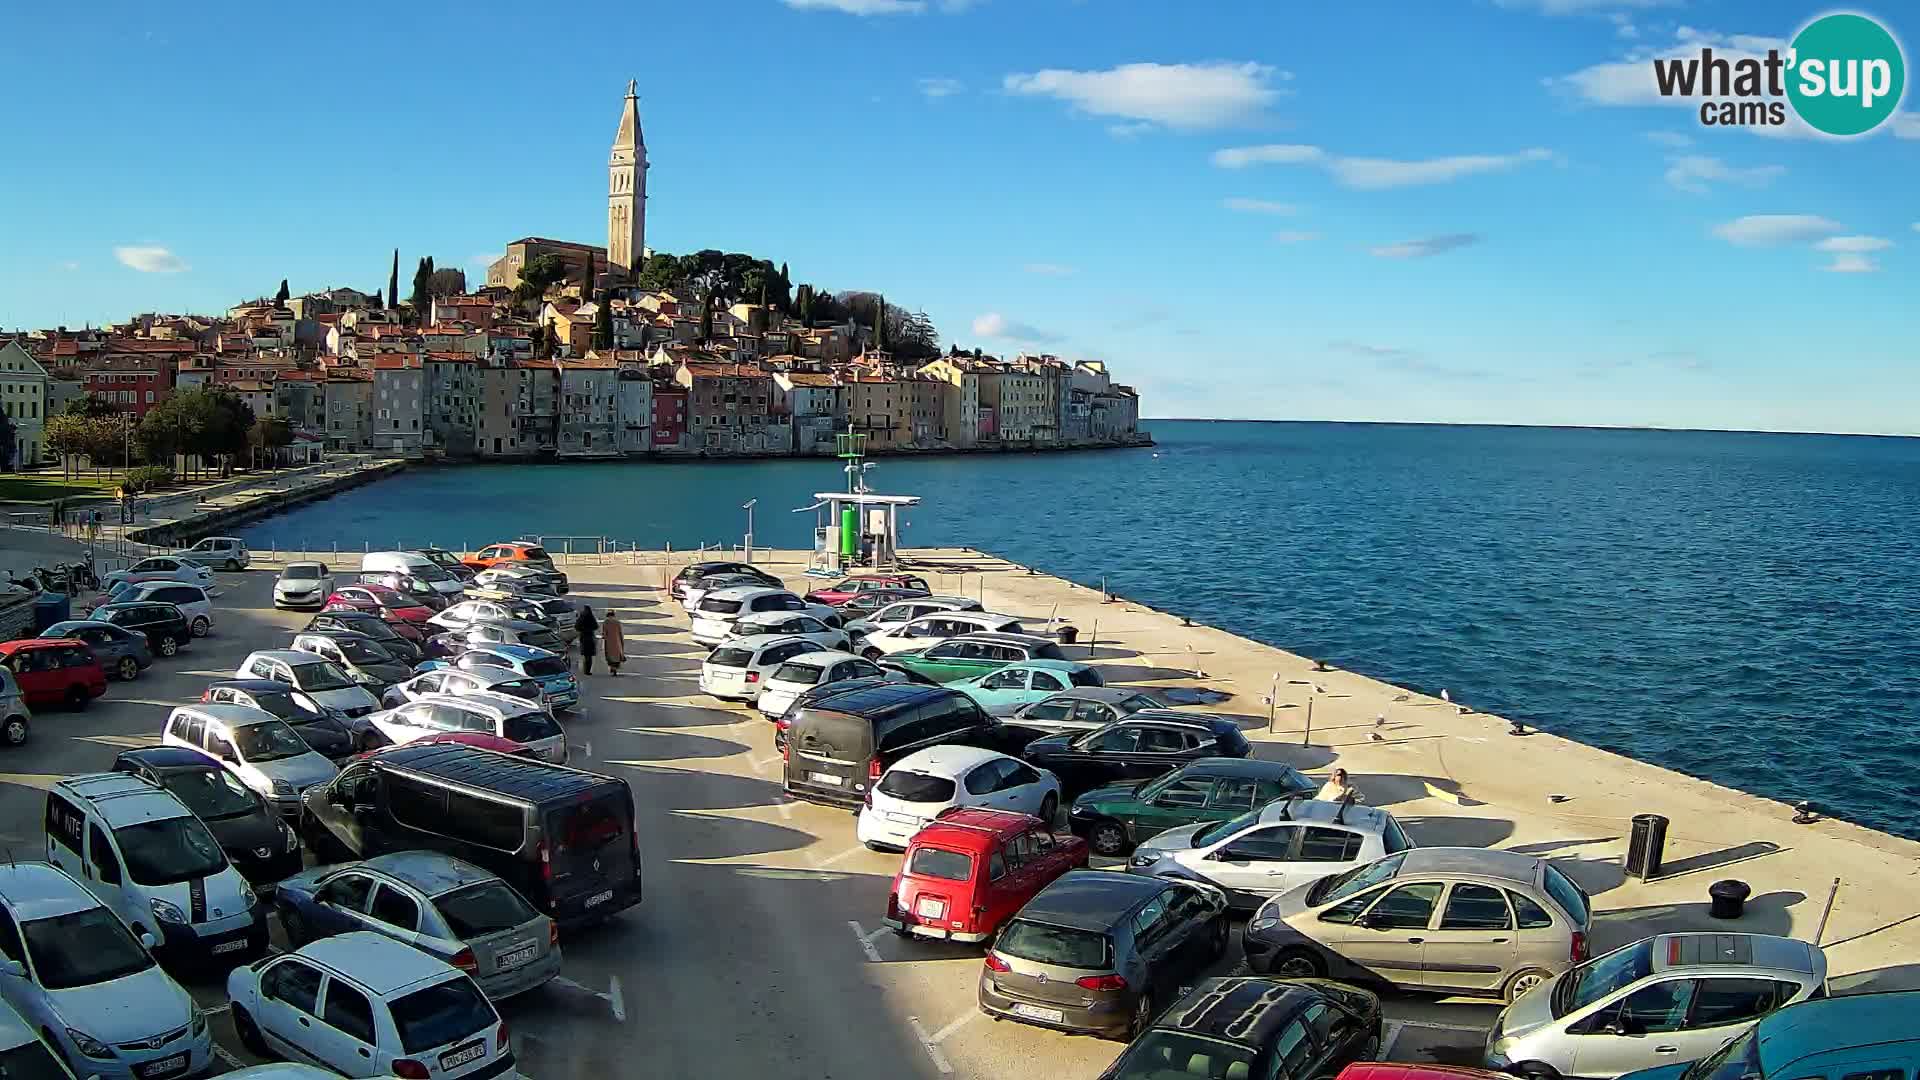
952;658;1104;712
1067;757;1316;857
1616;990;1920;1080
884;632;1069;684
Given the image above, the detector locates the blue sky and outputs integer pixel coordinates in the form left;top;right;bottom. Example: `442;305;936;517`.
2;0;1913;432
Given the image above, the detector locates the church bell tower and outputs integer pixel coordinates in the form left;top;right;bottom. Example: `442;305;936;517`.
608;79;648;276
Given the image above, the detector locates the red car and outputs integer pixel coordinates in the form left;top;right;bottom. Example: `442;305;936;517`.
883;808;1087;943
354;731;533;760
323;583;433;624
805;573;932;607
0;638;108;709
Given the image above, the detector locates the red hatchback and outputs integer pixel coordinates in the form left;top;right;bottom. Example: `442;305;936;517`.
0;639;108;709
323;583;433;624
805;573;932;607
884;808;1087;944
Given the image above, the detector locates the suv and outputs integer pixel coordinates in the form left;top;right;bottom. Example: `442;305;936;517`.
185;536;250;571
882;631;1073;682
236;651;382;717
1128;797;1415;909
111;747;304;883
367;691;567;763
859;613;1040;659
844;595;985;636
804;573;931;606
690;587;839;646
0;639;106;711
290;631;412;689
782;683;1013;808
202;680;366;760
1023;714;1253;795
90;601;192;657
462;541;555;571
304;610;424;659
1607;991;1920;1080
700;635;818;703
1069;758;1318;856
274;562;334;610
1001;687;1166;737
978;870;1230;1040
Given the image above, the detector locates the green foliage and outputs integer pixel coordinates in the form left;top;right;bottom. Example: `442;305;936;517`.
409;256;435;315
636;250;789;310
514;254;570;303
426;267;466;298
593;301;614;350
388;249;400;309
63;395;120;418
122;465;174;493
139;388;256;469
274;279;290;304
0;410;15;470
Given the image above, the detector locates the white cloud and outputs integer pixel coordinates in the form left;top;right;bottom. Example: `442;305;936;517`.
1272;231;1318;244
1106;121;1155;139
1222;197;1297;215
1369;233;1481;259
1813;235;1892;253
1547;28;1787;107
1003;61;1286;131
1710;215;1843;246
917;77;963;98
1820;254;1879;273
1893;113;1920;139
1022;263;1075;275
1612;13;1639;38
782;0;925;12
972;312;1061;342
1212;144;1553;189
1913;222;1920;233
54;261;80;272
114;245;188;273
1211;144;1325;168
1663;154;1784;193
1494;0;1675;12
1646;130;1693;147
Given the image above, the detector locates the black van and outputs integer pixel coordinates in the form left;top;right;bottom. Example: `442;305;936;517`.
299;743;641;925
782;683;1015;807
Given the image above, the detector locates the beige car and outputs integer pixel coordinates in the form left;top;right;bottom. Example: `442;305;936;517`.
1241;847;1594;1003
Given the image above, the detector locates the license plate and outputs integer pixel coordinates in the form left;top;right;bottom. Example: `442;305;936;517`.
496;943;539;971
439;1042;486;1070
210;939;248;955
887;812;921;826
583;889;614;908
1009;1003;1064;1023
809;772;844;787
916;897;946;919
139;1055;187;1078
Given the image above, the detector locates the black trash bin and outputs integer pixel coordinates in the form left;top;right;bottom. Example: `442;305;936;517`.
1056;626;1079;645
1625;813;1670;880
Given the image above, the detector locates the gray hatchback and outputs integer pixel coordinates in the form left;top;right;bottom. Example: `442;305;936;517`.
39;619;153;681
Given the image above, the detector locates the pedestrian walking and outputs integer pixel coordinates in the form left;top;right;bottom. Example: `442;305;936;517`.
1314;768;1365;804
601;609;626;675
575;604;599;674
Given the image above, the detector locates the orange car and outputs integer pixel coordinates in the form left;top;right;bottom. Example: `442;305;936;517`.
463;540;555;571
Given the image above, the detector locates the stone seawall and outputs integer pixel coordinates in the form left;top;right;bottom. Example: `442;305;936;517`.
126;460;407;547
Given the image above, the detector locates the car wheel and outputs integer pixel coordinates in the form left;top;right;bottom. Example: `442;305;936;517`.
158;635;179;657
191;616;210;637
1515;1064;1561;1080
1356;1031;1380;1060
1;716;28;747
1088;819;1129;857
232;1006;274;1059
1207;914;1229;959
1123;991;1155;1042
1271;947;1327;979
1505;967;1553;1004
117;656;140;681
226;558;242;571
66;685;89;710
1037;793;1058;825
280;905;309;947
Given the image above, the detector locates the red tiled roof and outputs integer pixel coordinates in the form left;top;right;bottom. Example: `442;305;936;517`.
781;372;839;387
371;355;420;370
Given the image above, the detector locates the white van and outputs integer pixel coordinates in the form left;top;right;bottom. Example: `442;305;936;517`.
361;551;466;599
44;772;269;965
162;704;340;817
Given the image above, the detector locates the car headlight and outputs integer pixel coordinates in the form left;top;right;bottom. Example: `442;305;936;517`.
190;1005;207;1037
240;881;258;909
1248;917;1278;933
281;823;301;851
1067;803;1094;817
270;778;296;797
150;898;187;924
65;1028;114;1060
1128;854;1158;868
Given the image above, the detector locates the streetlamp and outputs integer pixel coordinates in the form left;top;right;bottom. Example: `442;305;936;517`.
741;499;756;563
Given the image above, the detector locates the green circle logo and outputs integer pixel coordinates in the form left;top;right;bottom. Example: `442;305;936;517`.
1787;12;1906;136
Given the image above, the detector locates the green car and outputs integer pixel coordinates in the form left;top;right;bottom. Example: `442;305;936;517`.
1066;758;1316;857
884;631;1069;684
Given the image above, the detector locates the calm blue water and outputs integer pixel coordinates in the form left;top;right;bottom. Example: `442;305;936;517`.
242;421;1920;838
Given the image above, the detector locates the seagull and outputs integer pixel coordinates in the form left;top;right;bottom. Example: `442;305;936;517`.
1369;732;1386;742
1312;683;1326;695
1374;714;1387;727
1440;689;1451;703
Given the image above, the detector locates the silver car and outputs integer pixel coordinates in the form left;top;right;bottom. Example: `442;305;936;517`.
381;664;549;712
273;853;560;1000
1486;932;1826;1078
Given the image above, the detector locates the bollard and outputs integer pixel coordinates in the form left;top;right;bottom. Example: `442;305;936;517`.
1814;877;1842;946
1302;697;1314;746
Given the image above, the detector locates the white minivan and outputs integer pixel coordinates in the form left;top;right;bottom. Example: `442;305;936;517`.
362;552;466;600
44;773;269;966
162;704;340;817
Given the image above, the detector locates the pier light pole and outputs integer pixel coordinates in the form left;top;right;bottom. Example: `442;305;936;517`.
742;499;756;564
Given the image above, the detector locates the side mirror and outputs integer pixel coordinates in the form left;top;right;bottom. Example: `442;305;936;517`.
1357;911;1383;929
0;958;25;978
138;931;157;949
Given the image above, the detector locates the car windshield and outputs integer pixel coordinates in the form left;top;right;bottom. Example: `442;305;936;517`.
389;976;497;1054
335;637;396;663
1312;852;1408;905
1543;865;1589;924
434;881;537;938
291;660;355;691
878;770;957;804
1557;939;1654;1016
249;690;329;725
341;618;397;640
1111;1032;1257;1079
161;767;261;819
1192;805;1265;846
1682;1029;1761;1080
21;906;156;990
281;565;327;581
1135;771;1190;802
492;680;544;703
708;648;754;668
107;582;138;601
522;657;567;679
996;920;1111;969
409;562;453;582
502;711;561;742
234;720;312;762
771;662;826;685
112;817;228;886
907;846;973;881
0;1037;71;1080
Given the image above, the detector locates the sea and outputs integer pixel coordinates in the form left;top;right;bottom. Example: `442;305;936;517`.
239;420;1920;839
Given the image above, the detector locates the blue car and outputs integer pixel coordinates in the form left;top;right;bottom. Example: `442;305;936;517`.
1618;990;1920;1080
446;644;579;711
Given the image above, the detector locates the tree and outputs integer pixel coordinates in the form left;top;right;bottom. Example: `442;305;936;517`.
409;257;435;316
593;300;614;350
274;279;290;304
63;395;119;419
0;410;15;471
249;417;294;469
874;293;887;352
514;254;570;304
426;267;466;297
778;262;791;311
388;248;400;309
635;252;686;292
698;288;715;344
794;284;814;325
45;415;91;479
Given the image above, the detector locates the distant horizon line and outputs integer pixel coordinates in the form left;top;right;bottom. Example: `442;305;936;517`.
1141;417;1920;441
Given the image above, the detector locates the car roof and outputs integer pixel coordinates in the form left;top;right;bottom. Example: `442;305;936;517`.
1172;757;1303;780
95;601;180;615
295;931;460;996
889;744;1008;776
1154;977;1328;1050
779;650;862;666
178;702;286;729
115;746;221;770
912;808;1041;850
1758;991;1920;1072
361;852;501;897
1124;711;1244;735
0;863;105;922
465;644;555;662
43;619;119;633
705;585;788;601
736;609;820;622
1396;847;1542;883
54;772;194;827
284;561;329;571
1335;1066;1508;1080
442;664;528;684
1649;933;1821;976
0;638;80;652
127;579;202;592
207;678;296;694
370;743;620;804
248;650;323;664
802;681;958;717
412;691;543;717
955;631;1053;648
1020;870;1169;931
1037;687;1147;704
1255;798;1394;832
722;634;814;653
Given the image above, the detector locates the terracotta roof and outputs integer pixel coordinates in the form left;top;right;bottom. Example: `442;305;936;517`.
225;380;274;392
563;355;618;370
680;363;768;379
781;372;840;387
371;355;421;370
425;352;475;362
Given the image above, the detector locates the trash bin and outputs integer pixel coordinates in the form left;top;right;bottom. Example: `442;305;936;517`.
1709;879;1751;919
1625;813;1670;880
1056;626;1079;645
31;593;71;633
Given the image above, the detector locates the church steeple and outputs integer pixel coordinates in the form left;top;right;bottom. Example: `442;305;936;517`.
608;79;648;275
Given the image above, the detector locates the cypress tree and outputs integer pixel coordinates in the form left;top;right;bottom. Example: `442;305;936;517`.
388;249;399;308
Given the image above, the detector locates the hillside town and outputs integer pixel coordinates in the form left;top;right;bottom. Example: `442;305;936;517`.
1;81;1144;470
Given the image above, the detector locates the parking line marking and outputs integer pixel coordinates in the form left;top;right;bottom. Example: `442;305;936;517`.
211;1044;245;1070
908;1017;953;1074
1380;1020;1404;1060
203;1003;232;1017
847;920;883;962
1394;1019;1486;1032
752;753;783;770
813;845;866;869
930;1011;977;1045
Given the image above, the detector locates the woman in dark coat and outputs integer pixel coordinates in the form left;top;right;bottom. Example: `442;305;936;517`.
575;604;599;674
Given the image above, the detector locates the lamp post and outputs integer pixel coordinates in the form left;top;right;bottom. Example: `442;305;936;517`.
741;499;756;564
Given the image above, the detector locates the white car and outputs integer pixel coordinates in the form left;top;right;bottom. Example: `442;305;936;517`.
1126;797;1414;910
429;598;545;634
688;586;837;646
228;931;513;1080
366;691;568;762
856;745;1061;851
679;572;772;613
380;665;548;712
698;635;818;702
275;562;335;609
101;555;214;591
185;536;251;571
471;566;557;596
237;650;382;717
723;610;851;652
844;595;984;637
163;703;340;815
755;651;886;719
0;863;214;1080
93;580;216;637
857;610;1035;658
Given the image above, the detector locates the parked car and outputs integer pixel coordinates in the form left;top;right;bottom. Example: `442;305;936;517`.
782;683;1016;808
670;560;781;604
162;703;341;817
324;584;433;625
1129;798;1416;909
756;651;887;719
884;632;1076;685
290;631;413;689
804;573;932;606
1001;687;1167;736
723;610;852;652
1242;847;1594;1003
837;587;937;618
361;551;467;601
1611;990;1920;1080
0;862;215;1080
185;536;251;571
690;586;839;645
430;597;554;633
444;645;578;711
859;612;1047;659
91;601;193;657
1069;758;1319;856
1024;714;1253;795
426;620;566;659
471;566;560;597
202;679;367;759
101;555;214;591
843;594;986;637
366;691;567;763
1340;1066;1507;1080
679;573;779;614
381;665;547;712
952;658;1105;713
463;540;556;571
236;650;382;717
304;610;425;659
770;666;945;751
1487;933;1827;1079
300;743;642;925
0;668;29;747
858;745;1062;850
1099;977;1384;1080
700;635;820;703
978;870;1231;1040
883;808;1088;943
38;619;151;681
355;570;450;612
110;746;304;883
227;931;512;1079
274;562;336;610
0;997;79;1080
355;732;535;760
408;547;478;582
0;639;106;710
465;589;570;627
272;853;561;1000
94;581;215;638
